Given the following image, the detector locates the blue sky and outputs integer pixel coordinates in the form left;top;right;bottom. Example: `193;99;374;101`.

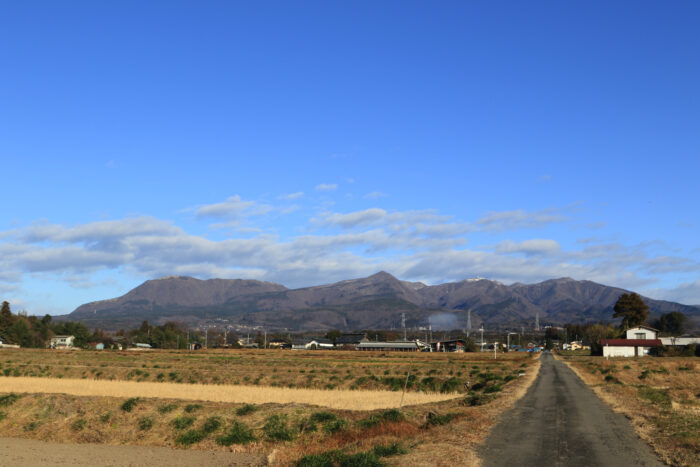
1;1;699;315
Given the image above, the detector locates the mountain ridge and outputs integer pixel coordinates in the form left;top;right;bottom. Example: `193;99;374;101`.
61;272;700;331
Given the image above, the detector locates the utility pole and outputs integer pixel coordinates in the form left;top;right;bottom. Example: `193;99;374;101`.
205;328;208;349
467;310;472;337
264;329;267;349
535;312;540;331
480;327;484;352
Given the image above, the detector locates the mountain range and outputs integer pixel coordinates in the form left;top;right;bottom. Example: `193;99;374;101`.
59;272;700;332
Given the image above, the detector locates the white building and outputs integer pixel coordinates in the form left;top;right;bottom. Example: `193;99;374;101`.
49;335;75;349
602;326;661;357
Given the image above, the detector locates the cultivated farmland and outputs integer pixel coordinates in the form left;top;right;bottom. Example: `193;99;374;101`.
559;355;699;467
0;348;540;465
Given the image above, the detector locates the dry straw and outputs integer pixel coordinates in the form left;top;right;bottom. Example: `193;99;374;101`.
0;376;457;411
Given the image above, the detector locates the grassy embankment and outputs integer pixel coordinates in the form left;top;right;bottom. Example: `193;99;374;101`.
0;349;540;466
559;354;699;467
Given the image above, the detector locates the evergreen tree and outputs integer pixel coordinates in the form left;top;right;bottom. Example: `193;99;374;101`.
0;301;14;330
613;293;649;329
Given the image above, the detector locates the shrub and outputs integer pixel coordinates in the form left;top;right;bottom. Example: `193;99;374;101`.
157;403;177;414
176;429;207;446
373;443;407;457
339;452;385;467
463;393;493;406
0;411;6;421
71;418;86;431
323;418;348;434
202;416;222;434
639;369;650;380
309;411;337;423
24;421;39;432
503;375;516;383
380;409;403;422
120;397;139;412
216;421;256;445
171;416;196;430
263;414;294;441
138;416;154;431
235;403;258;416
423;412;458;428
184;403;202;413
99;412;111;423
0;393;21;407
296;450;344;467
483;384;502;394
440;377;461;393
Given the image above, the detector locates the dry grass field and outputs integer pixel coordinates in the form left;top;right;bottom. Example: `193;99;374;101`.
0;348;540;466
558;354;699;467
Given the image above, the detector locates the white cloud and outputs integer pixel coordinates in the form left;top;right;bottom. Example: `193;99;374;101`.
475;208;569;232
195;195;271;220
315;183;338;192
494;239;561;256
1;200;698;312
364;191;387;199
279;192;304;200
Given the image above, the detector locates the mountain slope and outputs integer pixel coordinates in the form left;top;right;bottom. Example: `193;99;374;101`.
61;273;700;331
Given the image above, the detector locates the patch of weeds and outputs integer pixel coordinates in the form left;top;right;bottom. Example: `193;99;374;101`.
0;411;6;421
157;403;177;414
184;403;202;413
339;452;385;467
120;397;140;412
373;443;407;457
137;416;154;431
440;377;461;393
235;403;258;416
638;387;671;407
216;421;256;445
639;369;650;380
71;418;86;431
623;365;631;370
263;414;294;441
310;411;338;423
463;392;493;406
176;429;207;446
171;416;196;430
0;393;21;407
202;416;222;434
296;450;344;467
483;384;502;394
99;412;111;423
423;412;458;428
323;418;348;434
23;421;39;432
604;374;622;384
357;409;404;428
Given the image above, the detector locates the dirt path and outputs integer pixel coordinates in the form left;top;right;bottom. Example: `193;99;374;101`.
480;352;663;467
0;437;266;467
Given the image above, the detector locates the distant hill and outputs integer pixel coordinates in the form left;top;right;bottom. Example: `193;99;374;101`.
60;272;700;331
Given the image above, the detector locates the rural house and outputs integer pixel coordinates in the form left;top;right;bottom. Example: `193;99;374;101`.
601;325;661;357
429;339;468;352
49;335;75;349
292;337;333;350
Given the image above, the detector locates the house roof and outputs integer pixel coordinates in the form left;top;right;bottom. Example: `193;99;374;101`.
356;341;421;349
601;339;662;347
628;325;659;332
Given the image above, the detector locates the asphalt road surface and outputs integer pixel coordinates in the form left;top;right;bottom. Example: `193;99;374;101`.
0;437;266;467
481;352;664;467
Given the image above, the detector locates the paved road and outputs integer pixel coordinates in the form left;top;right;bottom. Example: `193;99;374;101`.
481;352;664;467
0;437;266;467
